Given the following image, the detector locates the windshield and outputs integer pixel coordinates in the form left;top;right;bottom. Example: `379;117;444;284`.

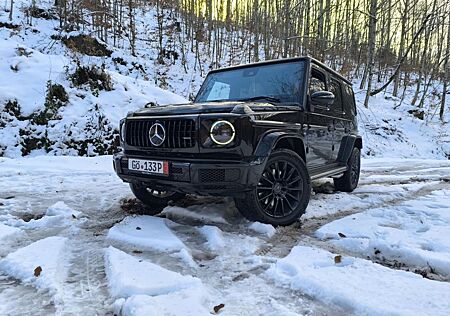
195;60;306;105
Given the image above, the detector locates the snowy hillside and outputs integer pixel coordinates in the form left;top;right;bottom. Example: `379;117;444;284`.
0;37;186;157
1;0;448;159
355;88;450;159
0;0;187;157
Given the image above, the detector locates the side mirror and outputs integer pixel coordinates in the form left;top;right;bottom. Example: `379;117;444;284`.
311;91;335;107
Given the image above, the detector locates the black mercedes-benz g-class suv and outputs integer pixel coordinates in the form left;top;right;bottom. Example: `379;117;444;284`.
113;57;362;226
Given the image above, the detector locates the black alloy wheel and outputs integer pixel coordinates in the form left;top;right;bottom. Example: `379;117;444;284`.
235;149;311;226
333;147;361;192
129;183;185;215
256;160;303;218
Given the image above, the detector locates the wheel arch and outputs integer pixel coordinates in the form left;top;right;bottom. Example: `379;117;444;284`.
254;132;306;162
337;135;362;164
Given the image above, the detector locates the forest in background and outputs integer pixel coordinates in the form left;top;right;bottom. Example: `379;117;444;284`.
10;0;449;116
1;0;449;158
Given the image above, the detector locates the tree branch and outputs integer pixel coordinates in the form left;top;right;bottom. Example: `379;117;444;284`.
370;13;432;96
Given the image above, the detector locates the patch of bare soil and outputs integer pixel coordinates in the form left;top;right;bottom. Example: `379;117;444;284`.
62;35;112;57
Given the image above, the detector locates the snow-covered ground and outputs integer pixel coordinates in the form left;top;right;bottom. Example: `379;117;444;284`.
267;246;450;315
0;156;449;315
1;1;450;315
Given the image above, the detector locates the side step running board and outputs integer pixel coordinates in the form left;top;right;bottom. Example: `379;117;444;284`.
309;165;348;180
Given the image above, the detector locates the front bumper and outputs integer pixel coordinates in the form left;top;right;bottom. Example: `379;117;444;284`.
113;152;265;197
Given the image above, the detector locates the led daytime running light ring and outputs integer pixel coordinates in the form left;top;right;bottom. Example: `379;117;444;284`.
210;120;235;145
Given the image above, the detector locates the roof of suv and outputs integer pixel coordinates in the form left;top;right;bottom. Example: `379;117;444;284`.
208;56;352;85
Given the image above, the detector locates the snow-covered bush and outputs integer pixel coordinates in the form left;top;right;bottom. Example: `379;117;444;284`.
32;81;68;125
69;63;113;94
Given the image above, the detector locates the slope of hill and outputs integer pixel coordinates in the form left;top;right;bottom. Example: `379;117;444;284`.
0;1;187;157
0;0;449;159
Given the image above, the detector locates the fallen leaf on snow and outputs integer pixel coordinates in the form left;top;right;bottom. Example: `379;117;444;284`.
213;303;225;313
136;226;142;230
338;232;346;238
34;266;42;277
334;255;342;264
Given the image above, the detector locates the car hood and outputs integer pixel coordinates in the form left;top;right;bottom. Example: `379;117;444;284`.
131;101;299;117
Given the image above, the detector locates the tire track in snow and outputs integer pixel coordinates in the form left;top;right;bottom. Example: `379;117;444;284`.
54;204;125;315
157;198;349;315
256;180;450;259
256;179;450;283
0;189;127;315
172;223;349;316
1;159;449;315
146;165;450;314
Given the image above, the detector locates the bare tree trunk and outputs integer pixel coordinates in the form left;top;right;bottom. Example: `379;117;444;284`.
393;0;409;96
252;0;259;62
128;0;136;56
316;0;324;59
440;20;450;121
363;0;378;108
9;0;13;21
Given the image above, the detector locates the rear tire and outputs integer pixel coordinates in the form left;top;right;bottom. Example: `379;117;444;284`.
130;183;185;215
333;147;361;192
234;149;311;226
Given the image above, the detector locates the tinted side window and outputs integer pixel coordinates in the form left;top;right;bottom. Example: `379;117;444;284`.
342;83;356;116
309;69;326;95
329;79;343;113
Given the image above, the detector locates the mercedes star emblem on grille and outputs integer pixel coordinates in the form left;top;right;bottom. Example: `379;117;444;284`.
149;123;166;146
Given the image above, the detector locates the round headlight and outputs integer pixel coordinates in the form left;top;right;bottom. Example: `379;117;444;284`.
120;121;126;142
210;120;235;145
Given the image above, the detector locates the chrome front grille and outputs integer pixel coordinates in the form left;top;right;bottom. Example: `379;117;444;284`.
125;119;196;148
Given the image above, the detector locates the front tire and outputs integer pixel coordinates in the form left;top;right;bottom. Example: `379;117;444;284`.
235;149;311;226
333;147;361;192
130;183;185;215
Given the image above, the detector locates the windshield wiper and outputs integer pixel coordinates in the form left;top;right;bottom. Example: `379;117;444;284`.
237;96;281;103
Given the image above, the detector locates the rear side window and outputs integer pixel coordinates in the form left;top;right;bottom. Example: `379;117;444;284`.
329;79;343;114
342;83;356;116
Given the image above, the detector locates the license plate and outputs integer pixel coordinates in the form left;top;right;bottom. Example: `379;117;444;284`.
128;158;168;175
